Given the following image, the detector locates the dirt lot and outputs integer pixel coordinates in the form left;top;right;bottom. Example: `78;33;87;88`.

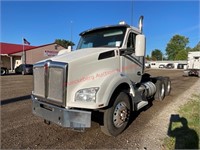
0;69;199;149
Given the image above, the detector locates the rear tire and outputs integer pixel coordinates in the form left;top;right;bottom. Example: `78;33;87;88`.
154;78;165;101
101;92;131;136
163;77;171;96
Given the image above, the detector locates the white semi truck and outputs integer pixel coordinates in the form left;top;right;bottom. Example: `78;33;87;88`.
184;51;200;77
31;16;171;136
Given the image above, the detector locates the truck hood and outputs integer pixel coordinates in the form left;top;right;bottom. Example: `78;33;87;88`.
45;47;116;63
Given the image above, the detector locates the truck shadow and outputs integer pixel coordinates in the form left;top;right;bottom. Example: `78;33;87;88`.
167;114;199;149
1;95;31;106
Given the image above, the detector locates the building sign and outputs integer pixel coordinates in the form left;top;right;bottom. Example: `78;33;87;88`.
44;50;58;56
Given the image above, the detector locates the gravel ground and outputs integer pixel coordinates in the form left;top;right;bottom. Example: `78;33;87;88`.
138;77;200;150
0;69;199;149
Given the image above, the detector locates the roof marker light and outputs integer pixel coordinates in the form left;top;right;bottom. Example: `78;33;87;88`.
119;21;126;25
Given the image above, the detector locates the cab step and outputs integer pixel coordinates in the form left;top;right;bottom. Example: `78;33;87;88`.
136;101;148;111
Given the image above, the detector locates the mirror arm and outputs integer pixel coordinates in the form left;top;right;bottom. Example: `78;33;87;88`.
120;48;134;56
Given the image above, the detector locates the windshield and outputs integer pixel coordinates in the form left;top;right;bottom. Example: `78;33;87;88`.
77;27;127;49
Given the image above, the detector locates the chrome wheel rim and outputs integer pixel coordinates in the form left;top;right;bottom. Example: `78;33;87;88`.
167;81;171;93
161;83;165;98
113;102;128;128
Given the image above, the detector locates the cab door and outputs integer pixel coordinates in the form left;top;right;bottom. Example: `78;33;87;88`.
120;32;144;83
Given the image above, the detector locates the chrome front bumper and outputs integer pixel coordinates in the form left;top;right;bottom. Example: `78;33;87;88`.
32;96;91;128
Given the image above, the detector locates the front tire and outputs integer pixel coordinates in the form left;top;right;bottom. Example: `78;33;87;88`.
1;68;6;76
101;92;131;136
22;70;25;75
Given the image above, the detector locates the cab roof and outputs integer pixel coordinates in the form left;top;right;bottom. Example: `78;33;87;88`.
79;24;142;36
79;24;130;36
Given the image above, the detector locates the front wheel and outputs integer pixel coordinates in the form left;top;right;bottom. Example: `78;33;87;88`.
22;70;25;75
0;68;7;76
101;92;131;136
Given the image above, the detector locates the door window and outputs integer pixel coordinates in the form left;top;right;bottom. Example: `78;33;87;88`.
127;32;136;51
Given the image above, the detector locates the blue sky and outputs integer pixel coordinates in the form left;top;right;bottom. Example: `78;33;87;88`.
1;1;199;56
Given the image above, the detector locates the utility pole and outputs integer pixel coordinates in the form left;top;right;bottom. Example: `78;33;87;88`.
70;21;73;42
22;37;25;75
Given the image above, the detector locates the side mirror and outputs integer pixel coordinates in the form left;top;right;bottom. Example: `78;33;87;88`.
135;34;146;56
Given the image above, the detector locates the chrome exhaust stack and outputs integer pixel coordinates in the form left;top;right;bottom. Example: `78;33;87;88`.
138;16;144;33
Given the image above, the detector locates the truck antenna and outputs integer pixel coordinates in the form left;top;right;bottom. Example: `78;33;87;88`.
131;0;133;26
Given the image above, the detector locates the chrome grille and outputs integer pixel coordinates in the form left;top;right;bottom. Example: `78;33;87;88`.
33;61;68;106
47;67;64;103
33;67;45;97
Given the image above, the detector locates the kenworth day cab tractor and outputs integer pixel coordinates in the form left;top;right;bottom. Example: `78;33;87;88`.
184;51;200;77
32;16;171;136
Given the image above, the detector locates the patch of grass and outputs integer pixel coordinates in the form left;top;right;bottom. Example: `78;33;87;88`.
163;94;200;150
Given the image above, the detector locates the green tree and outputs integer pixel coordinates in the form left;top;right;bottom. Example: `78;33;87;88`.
191;42;200;51
175;50;188;60
151;56;157;61
55;39;75;49
166;35;189;60
186;46;192;52
146;54;150;60
152;49;163;60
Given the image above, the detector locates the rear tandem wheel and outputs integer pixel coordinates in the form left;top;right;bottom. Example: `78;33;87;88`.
154;78;165;101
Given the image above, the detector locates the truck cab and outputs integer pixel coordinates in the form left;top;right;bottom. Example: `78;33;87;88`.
184;51;200;77
32;16;171;136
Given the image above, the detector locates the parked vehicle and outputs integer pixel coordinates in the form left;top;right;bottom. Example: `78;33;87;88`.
184;51;200;77
159;64;165;68
0;67;8;76
145;62;151;68
31;16;171;136
15;64;33;75
177;64;187;69
166;63;174;69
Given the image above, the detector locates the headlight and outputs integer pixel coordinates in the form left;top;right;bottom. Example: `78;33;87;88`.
75;87;99;102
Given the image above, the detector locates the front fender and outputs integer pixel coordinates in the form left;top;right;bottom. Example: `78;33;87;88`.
97;72;133;107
